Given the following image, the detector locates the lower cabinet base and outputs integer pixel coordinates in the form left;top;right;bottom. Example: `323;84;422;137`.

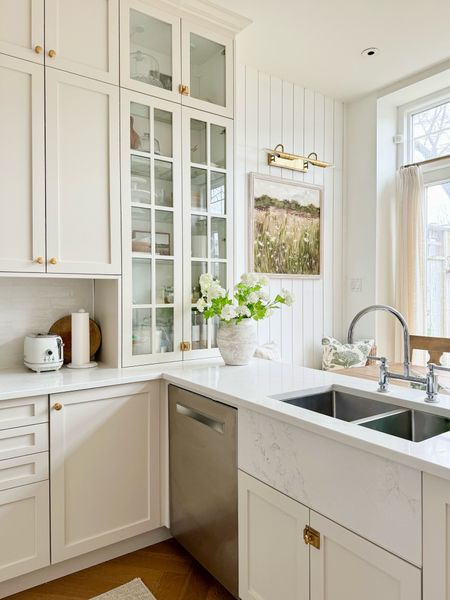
0;527;170;599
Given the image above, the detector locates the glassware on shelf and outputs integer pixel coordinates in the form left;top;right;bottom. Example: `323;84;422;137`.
155;308;174;352
132;309;152;355
191;216;207;257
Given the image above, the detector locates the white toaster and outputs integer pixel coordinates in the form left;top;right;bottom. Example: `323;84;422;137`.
24;333;64;372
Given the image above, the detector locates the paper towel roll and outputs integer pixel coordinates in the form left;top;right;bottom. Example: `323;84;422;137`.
71;309;90;367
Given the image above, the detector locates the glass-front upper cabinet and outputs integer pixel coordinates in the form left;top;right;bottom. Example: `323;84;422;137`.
181;22;234;118
121;88;182;366
182;109;233;358
120;0;181;103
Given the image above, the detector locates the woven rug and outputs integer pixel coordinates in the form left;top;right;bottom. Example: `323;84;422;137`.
91;578;156;600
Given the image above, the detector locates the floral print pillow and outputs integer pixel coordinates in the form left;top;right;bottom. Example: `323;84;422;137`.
322;336;375;371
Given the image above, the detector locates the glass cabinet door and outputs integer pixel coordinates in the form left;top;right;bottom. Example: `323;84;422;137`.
183;109;233;357
120;0;181;103
181;22;233;118
122;89;182;366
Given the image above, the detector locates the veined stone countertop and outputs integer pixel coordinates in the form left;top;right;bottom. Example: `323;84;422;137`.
2;358;450;480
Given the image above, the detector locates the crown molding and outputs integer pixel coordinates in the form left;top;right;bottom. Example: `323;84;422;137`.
162;0;252;34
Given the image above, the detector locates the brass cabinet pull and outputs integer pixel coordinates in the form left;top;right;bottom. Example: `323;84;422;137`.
35;256;44;264
180;341;191;351
53;402;63;411
49;257;58;265
303;525;320;549
34;45;43;54
48;49;56;58
179;84;189;96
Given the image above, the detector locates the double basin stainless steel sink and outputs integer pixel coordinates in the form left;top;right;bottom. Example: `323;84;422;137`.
272;390;450;443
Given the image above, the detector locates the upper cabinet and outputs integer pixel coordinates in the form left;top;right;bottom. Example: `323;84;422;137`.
0;0;45;64
120;0;234;118
45;0;119;84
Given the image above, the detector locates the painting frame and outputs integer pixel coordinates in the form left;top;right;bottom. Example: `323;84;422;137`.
248;172;323;279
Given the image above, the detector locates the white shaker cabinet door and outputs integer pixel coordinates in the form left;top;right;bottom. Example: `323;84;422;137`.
0;0;44;64
45;69;121;275
423;473;450;600
0;481;50;583
45;0;119;83
238;470;309;600
50;382;161;562
0;54;45;273
310;511;421;600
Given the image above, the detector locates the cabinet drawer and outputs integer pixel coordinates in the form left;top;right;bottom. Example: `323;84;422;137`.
0;423;48;461
0;396;48;431
0;452;48;492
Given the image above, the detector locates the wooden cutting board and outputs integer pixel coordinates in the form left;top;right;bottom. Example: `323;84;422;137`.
49;316;102;364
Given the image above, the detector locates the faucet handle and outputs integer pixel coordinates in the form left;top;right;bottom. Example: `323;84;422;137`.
369;355;387;365
428;362;450;374
370;356;389;392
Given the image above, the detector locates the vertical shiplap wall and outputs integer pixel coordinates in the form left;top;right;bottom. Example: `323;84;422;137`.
235;65;345;368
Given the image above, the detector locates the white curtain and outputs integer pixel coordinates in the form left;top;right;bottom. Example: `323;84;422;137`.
394;165;426;361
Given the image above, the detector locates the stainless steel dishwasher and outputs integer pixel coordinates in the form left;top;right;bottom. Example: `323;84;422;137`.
168;384;238;598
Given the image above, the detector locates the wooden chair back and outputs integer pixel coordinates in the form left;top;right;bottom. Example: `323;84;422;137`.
409;335;450;365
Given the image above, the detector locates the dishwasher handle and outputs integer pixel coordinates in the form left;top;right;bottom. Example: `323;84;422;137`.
175;403;225;434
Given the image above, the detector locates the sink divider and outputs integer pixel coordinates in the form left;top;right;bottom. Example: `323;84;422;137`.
351;408;410;426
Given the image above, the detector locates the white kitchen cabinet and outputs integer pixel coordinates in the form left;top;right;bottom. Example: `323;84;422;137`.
45;0;119;84
0;54;45;273
239;470;421;600
238;470;309;600
46;68;121;275
310;511;421;600
423;473;450;600
50;382;161;562
0;481;50;583
0;0;44;64
182;108;233;358
181;21;234;118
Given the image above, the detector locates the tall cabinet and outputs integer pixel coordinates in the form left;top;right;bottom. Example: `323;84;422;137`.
120;0;236;366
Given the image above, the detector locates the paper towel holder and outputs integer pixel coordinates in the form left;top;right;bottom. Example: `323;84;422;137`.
67;309;98;369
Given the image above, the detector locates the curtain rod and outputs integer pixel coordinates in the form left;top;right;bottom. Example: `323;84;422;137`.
401;153;450;169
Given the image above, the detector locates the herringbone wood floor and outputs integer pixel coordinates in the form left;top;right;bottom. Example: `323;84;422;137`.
7;539;235;600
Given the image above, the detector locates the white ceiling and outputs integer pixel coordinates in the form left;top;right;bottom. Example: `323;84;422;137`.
212;0;450;101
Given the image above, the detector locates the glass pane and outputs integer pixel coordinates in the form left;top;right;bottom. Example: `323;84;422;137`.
191;261;207;303
132;308;152;355
191;168;207;211
132;258;152;305
211;262;226;289
191;119;207;164
130;102;150;152
211;217;226;259
132;207;151;253
130;9;172;91
155;210;173;256
210;172;226;215
192;309;208;350
412;101;450;162
156;307;174;353
191;215;208;258
156;260;174;304
155;161;173;207
131;156;151;204
190;33;225;107
154;109;172;157
211;124;226;168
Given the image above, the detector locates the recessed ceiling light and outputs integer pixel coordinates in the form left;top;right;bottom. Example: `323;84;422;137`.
361;47;380;57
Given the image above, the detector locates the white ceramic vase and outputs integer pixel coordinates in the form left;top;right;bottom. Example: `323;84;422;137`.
216;318;257;366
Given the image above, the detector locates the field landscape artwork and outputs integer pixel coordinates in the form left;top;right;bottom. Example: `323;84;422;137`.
250;175;322;276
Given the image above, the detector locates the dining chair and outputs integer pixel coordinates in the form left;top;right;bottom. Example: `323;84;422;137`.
409;335;450;365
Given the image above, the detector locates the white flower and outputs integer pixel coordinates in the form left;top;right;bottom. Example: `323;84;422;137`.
258;275;269;286
258;290;269;302
248;291;259;304
196;297;207;313
240;272;259;286
207;282;226;300
199;273;214;293
281;288;294;306
220;304;237;321
236;305;251;318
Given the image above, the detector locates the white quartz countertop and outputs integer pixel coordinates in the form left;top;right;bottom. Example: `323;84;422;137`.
2;358;450;480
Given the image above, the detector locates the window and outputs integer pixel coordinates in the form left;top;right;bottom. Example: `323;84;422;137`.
410;100;450;162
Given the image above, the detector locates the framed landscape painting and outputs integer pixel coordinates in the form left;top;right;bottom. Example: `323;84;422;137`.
249;173;322;277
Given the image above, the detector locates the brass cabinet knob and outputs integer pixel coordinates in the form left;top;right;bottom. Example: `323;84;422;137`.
48;49;56;58
34;45;43;54
35;256;44;264
179;84;189;96
49;257;58;265
53;402;63;411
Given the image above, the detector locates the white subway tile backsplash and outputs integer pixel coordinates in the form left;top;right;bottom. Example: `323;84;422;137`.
0;278;94;369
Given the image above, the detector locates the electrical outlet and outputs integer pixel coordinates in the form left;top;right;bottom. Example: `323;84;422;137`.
350;278;362;292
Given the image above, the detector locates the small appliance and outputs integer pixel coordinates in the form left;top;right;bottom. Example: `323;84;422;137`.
24;333;64;372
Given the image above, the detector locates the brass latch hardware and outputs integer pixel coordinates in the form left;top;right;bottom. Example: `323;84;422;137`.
179;84;190;96
303;525;320;549
180;341;191;351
